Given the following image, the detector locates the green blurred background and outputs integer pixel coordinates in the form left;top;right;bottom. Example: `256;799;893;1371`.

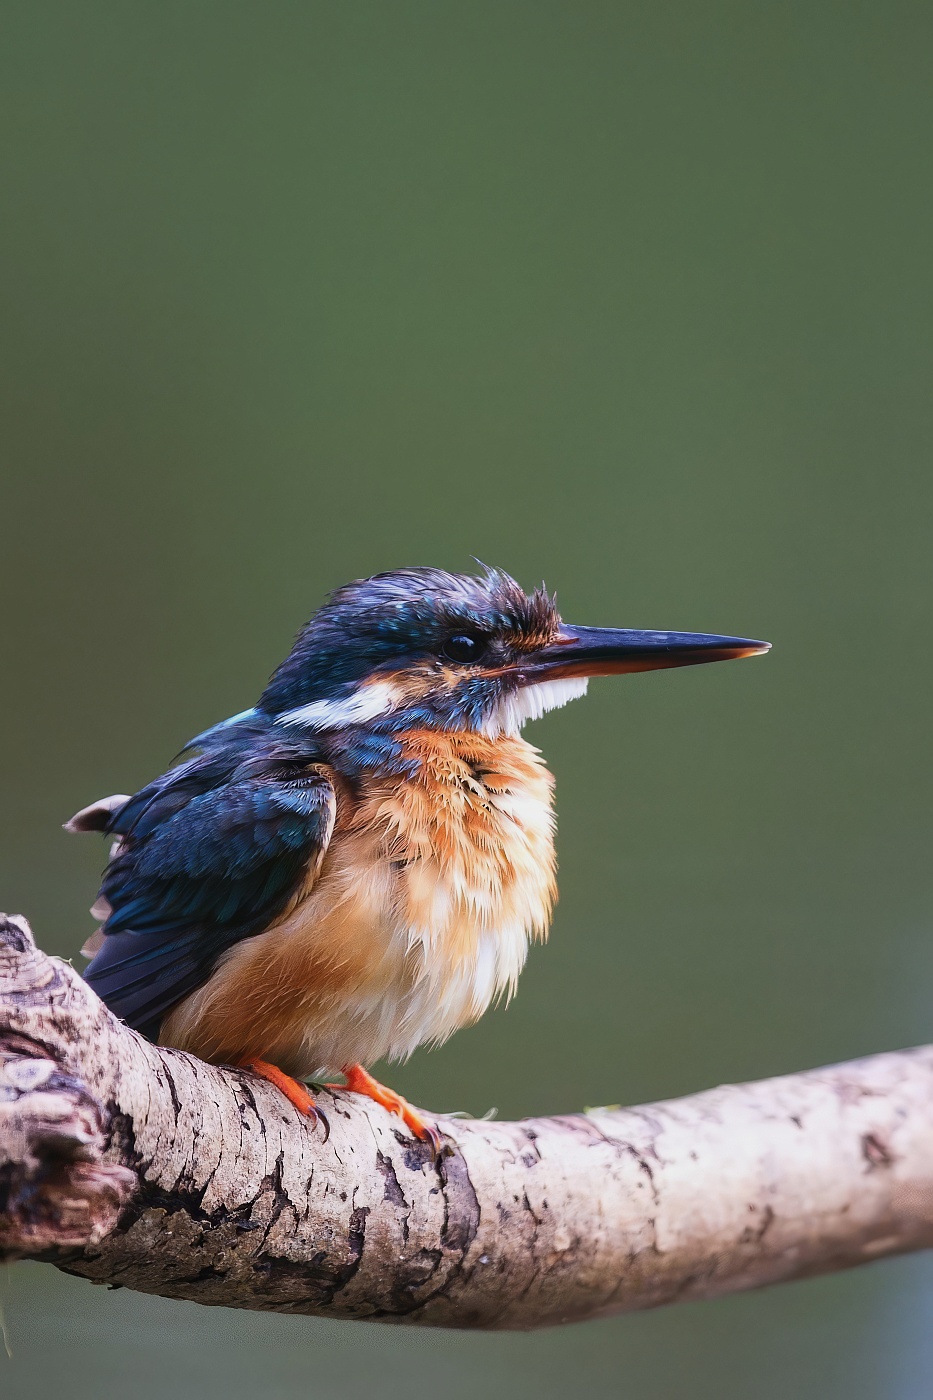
3;2;933;1396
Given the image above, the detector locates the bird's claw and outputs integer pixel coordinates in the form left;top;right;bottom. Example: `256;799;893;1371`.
328;1063;444;1159
237;1058;328;1139
416;1119;445;1160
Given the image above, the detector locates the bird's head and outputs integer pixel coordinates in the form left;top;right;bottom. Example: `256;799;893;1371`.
255;566;769;741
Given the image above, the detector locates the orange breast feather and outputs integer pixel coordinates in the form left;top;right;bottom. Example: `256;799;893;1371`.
159;731;556;1076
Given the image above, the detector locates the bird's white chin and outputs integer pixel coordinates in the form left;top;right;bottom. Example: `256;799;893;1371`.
481;677;589;737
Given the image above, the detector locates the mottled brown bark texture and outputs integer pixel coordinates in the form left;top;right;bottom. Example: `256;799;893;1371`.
1;914;932;1329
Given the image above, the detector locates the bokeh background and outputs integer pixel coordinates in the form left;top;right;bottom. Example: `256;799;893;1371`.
3;3;933;1396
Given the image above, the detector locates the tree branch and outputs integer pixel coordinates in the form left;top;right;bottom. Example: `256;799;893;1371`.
1;913;931;1329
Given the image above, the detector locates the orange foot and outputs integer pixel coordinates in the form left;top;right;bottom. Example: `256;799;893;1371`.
238;1058;328;1138
330;1063;442;1155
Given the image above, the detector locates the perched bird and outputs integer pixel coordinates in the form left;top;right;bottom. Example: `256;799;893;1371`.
68;566;769;1146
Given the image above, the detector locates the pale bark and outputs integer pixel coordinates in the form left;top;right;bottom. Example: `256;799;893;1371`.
1;913;932;1329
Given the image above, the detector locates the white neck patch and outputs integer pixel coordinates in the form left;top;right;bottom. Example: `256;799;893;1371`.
481;677;589;737
276;680;398;730
276;674;589;737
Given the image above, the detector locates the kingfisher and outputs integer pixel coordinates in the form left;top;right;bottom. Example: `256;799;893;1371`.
67;566;769;1149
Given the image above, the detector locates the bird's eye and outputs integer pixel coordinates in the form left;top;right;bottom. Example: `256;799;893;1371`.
442;634;486;664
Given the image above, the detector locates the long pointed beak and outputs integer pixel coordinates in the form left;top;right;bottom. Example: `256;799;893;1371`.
512;626;771;683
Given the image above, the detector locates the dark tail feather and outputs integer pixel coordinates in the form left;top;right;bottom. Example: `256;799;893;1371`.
84;927;213;1042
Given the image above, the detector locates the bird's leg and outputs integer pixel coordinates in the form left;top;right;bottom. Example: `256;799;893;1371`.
237;1057;327;1135
330;1063;442;1154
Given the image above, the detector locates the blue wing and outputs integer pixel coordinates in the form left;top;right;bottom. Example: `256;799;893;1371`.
83;748;335;1041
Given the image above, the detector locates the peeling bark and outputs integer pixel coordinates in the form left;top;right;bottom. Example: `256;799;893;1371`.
1;913;932;1329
